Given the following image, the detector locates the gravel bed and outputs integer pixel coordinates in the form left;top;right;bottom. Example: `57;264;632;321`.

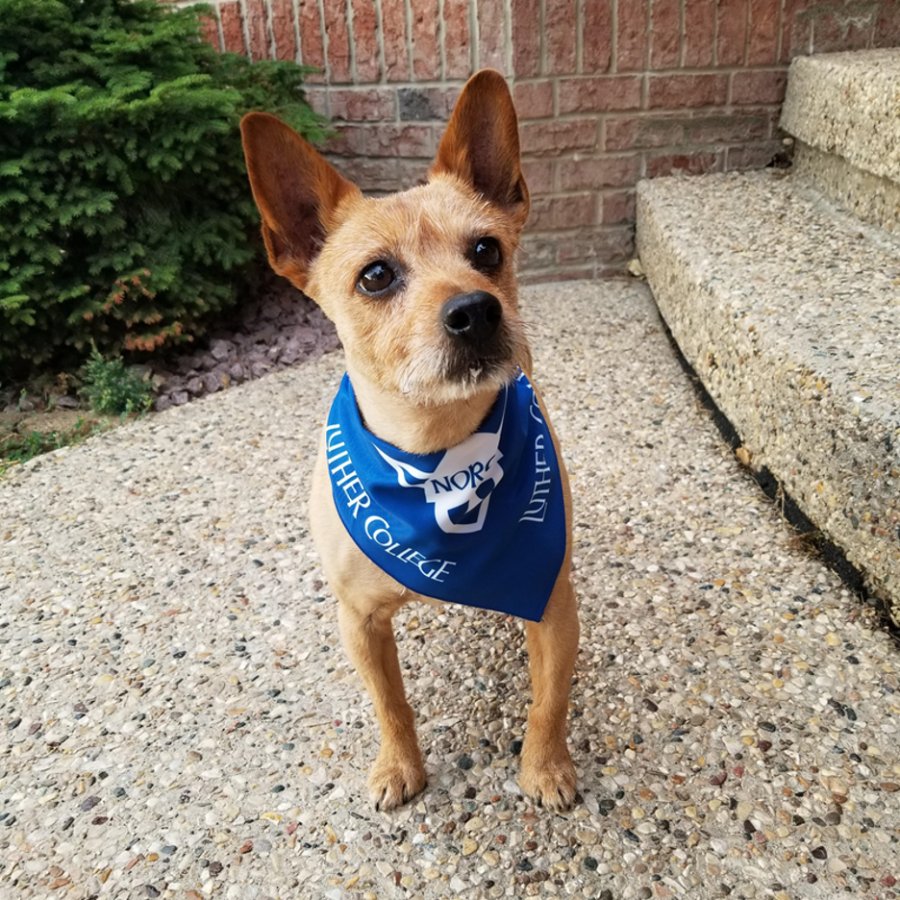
150;281;340;412
0;281;898;900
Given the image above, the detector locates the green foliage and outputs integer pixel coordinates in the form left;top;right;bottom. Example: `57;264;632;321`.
0;416;109;477
81;346;151;415
0;0;326;380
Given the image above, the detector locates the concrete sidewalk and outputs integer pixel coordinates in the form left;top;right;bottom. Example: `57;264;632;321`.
1;282;898;900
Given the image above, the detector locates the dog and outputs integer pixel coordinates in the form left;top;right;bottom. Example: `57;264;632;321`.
240;70;580;812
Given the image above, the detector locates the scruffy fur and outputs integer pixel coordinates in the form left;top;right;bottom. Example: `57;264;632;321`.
241;70;580;811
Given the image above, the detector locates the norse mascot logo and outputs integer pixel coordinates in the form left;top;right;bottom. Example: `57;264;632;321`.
374;394;508;534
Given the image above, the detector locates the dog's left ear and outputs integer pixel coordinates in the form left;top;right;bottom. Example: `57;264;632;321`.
431;69;529;226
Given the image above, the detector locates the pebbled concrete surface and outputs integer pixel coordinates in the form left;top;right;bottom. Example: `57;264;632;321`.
781;49;900;187
791;141;900;236
637;171;900;622
2;281;900;900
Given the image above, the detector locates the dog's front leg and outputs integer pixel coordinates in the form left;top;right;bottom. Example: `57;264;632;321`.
519;577;579;810
338;598;426;811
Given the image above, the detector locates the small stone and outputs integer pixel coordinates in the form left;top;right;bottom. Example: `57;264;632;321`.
880;782;900;792
208;862;223;876
758;721;777;732
461;839;478;856
144;887;160;899
457;754;474;770
81;796;100;812
583;856;599;871
811;846;828;860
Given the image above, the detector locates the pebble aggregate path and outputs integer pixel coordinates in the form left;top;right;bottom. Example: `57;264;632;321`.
1;281;898;900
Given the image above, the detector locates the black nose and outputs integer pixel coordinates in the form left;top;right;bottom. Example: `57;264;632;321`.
441;291;502;345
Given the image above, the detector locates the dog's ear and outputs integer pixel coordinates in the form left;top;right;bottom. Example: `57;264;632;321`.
431;69;529;225
241;113;360;290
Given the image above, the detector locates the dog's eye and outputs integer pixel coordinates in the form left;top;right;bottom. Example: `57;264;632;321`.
471;237;502;272
358;261;396;295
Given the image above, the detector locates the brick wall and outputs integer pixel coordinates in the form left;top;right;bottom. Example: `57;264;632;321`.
191;0;900;281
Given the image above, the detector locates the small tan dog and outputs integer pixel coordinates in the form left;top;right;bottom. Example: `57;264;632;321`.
241;70;579;811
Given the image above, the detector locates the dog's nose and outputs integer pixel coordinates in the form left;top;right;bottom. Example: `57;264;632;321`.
441;291;502;344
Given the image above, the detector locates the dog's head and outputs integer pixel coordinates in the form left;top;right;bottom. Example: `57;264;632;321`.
240;70;530;404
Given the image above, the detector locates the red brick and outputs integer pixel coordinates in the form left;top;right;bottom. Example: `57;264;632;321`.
352;0;381;82
521;159;555;195
521;119;598;155
557;155;640;190
303;88;328;116
520;235;559;270
366;124;435;158
648;74;728;108
398;86;460;121
322;125;367;156
747;0;779;64
527;194;596;231
874;1;900;49
546;0;577;73
382;0;410;80
682;0;715;66
478;0;506;71
443;0;472;79
197;10;222;52
725;140;784;171
582;0;612;72
683;112;770;143
270;0;297;62
811;4;876;53
514;82;555;119
398;160;431;189
331;158;401;192
298;0;326;80
329;88;396;122
558;76;642;113
780;0;812;61
323;0;352;83
513;0;541;76
617;0;649;71
716;0;748;65
519;267;597;284
219;1;246;54
650;0;680;69
646;150;723;177
412;0;440;79
601;190;636;224
606;111;768;149
606;114;684;150
246;0;270;61
555;226;633;263
731;70;787;105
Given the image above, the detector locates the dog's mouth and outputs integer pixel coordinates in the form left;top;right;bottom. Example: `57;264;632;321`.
443;344;515;386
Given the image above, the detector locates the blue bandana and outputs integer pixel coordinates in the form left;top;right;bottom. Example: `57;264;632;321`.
324;371;567;622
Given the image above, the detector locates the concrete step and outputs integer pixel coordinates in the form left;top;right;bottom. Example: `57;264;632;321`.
781;49;900;234
636;170;900;620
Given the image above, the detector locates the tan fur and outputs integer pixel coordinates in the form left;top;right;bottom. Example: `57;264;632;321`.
241;70;580;811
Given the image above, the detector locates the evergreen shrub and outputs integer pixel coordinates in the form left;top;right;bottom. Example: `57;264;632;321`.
0;0;325;379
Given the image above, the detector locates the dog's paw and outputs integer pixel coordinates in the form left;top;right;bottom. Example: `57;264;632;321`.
519;746;577;811
368;750;426;812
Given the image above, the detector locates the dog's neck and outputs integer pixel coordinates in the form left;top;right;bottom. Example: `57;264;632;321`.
347;365;500;455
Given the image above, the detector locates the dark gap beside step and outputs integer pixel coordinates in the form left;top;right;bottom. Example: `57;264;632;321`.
655;314;897;637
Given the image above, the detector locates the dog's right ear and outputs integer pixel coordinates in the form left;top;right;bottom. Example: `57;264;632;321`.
240;113;360;290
